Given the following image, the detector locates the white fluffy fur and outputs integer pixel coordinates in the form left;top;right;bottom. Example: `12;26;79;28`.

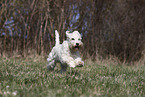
47;30;84;72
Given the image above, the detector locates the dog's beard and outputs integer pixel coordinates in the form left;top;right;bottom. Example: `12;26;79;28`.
70;45;82;51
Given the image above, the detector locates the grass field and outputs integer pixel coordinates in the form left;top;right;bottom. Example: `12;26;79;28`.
0;58;145;97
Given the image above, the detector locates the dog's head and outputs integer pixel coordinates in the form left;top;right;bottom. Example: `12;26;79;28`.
66;31;83;51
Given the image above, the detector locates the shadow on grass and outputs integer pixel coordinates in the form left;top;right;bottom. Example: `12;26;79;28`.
46;67;81;76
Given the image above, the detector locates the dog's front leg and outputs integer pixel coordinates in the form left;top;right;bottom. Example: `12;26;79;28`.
60;63;68;73
61;55;76;68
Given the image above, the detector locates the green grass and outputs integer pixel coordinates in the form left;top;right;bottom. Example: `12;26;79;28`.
0;58;145;97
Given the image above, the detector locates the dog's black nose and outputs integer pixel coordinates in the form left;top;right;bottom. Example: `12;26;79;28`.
76;43;79;46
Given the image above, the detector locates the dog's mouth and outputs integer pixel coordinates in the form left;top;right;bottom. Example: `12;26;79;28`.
74;45;79;50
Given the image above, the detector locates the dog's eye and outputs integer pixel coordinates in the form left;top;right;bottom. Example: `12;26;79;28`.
71;38;75;40
78;38;81;40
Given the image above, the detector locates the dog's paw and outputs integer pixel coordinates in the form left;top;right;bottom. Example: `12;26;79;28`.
76;61;84;67
47;65;54;71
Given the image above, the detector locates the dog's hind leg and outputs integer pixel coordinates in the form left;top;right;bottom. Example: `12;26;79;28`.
47;58;56;71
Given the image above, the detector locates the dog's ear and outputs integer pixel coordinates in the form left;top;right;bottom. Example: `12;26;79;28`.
66;31;70;37
73;31;79;34
73;31;82;38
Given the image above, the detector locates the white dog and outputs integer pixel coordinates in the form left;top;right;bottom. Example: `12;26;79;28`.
47;30;84;72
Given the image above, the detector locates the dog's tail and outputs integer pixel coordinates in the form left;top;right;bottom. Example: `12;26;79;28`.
55;30;60;46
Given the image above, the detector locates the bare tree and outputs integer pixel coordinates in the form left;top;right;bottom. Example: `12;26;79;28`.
0;0;145;63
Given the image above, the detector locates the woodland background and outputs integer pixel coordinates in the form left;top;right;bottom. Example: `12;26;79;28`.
0;0;145;62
